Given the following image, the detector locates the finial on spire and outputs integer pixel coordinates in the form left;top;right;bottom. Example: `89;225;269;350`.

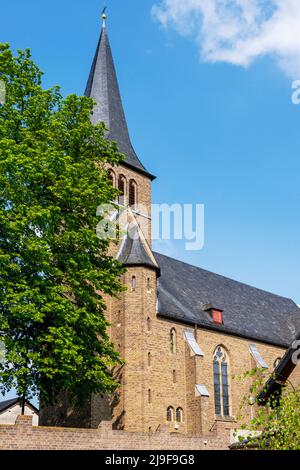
102;3;107;29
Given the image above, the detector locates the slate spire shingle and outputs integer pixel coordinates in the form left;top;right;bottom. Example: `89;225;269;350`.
85;19;155;180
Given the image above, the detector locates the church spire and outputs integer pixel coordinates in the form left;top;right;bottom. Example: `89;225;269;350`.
101;4;107;29
85;10;155;179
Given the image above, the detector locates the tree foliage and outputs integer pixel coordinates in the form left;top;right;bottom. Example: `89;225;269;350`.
236;368;300;450
0;43;125;407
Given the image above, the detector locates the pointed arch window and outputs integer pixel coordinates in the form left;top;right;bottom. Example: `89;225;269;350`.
170;328;176;354
107;169;115;186
176;407;184;423
118;175;126;205
213;346;230;417
167;406;174;422
129;179;137;207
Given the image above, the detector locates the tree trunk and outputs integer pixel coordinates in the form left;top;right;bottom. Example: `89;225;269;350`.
21;392;26;415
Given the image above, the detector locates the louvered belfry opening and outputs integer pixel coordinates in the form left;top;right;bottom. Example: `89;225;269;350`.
129;180;136;207
107;170;114;185
118;175;125;205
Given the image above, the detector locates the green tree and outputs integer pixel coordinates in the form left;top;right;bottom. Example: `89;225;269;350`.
236;369;300;450
0;43;125;413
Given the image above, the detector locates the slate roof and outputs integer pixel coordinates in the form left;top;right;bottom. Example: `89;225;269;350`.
155;252;300;347
118;225;160;274
0;398;18;413
0;398;39;414
85;26;155;180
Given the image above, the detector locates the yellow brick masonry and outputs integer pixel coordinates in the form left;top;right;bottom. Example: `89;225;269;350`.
0;415;230;450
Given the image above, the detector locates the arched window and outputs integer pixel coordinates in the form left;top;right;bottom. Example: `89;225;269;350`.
147;317;151;332
118;175;126;205
213;346;230;417
107;169;115;186
131;276;136;291
176;407;184;423
274;357;281;369
167;406;174;422
129;180;137;207
170;328;176;354
147;277;151;292
148;389;152;404
173;370;176;383
148;352;151;367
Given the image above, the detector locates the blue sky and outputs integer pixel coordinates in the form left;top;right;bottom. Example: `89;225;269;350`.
1;0;300;308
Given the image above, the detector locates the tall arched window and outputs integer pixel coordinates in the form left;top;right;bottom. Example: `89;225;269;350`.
147;317;151;332
131;276;136;291
148;389;152;404
129;180;137;207
170;329;176;354
167;406;174;422
176;407;184;423
213;346;230;417
148;352;151;367
118;175;126;205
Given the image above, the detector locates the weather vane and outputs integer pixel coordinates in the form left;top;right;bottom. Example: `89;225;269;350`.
102;1;107;28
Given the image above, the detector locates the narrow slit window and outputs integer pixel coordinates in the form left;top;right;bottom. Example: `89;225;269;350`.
131;276;136;291
170;329;176;354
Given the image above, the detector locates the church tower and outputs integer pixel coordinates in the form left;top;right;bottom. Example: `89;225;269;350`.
86;11;161;431
85;10;155;245
40;10;160;431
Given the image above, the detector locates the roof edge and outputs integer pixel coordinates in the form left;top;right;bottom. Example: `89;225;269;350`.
157;312;290;349
124;262;161;277
120;160;156;181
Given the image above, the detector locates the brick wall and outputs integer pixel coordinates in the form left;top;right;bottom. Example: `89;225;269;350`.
0;416;230;450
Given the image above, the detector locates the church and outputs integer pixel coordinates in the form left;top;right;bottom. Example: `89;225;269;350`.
40;12;300;440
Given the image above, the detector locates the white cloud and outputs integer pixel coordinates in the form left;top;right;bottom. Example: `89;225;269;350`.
152;0;300;77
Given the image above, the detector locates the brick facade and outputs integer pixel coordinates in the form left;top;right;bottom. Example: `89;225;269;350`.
40;157;294;447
